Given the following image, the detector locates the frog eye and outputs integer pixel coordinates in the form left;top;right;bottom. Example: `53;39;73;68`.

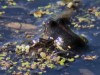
47;20;58;27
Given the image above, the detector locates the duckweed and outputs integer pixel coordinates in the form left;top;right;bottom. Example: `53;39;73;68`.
47;64;55;69
2;5;8;9
40;52;46;59
68;58;75;62
95;12;100;17
59;58;66;65
0;37;80;74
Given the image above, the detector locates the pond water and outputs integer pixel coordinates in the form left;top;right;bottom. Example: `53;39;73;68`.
0;0;100;75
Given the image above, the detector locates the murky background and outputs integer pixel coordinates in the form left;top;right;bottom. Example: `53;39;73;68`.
0;0;100;75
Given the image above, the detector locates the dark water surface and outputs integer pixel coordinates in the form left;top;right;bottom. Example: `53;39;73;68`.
0;0;100;75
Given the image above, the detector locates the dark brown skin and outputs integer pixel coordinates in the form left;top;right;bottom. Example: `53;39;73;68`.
43;0;87;50
44;18;87;50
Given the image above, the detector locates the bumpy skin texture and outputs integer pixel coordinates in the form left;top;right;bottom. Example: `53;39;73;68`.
44;18;86;50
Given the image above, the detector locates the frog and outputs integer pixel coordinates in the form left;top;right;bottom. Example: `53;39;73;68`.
42;0;88;51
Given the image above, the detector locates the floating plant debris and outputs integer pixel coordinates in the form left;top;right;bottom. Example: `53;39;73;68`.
32;10;53;18
95;11;100;17
0;38;79;74
82;55;98;61
0;11;5;16
56;1;65;6
2;5;8;9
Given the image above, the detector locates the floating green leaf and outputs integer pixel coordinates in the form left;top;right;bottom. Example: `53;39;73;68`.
0;53;6;57
40;52;46;59
47;64;55;69
2;5;8;9
59;58;66;65
0;57;4;60
12;2;16;6
22;62;30;67
95;12;100;17
68;58;75;62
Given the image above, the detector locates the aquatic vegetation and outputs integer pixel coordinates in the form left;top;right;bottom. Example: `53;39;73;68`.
77;17;91;23
0;12;4;16
56;1;65;6
67;58;75;62
95;12;100;17
0;37;80;74
33;10;53;18
82;55;98;61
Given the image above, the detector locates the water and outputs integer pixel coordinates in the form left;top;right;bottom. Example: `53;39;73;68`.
0;0;100;75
